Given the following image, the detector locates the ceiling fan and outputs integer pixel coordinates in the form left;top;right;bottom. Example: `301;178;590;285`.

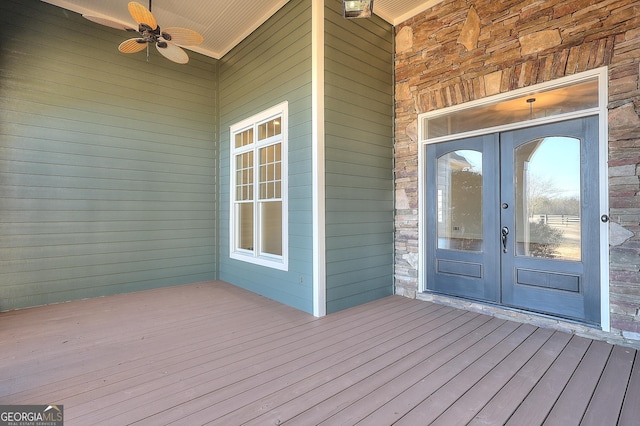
83;1;204;64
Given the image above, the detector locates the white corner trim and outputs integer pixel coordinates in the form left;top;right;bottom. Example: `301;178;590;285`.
598;67;610;332
312;0;326;317
417;118;426;294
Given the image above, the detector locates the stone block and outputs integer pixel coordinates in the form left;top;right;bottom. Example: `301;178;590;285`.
484;70;503;95
458;6;480;51
609;164;637;177
610;175;640;186
609;103;640;131
396;26;414;54
519;29;562;56
610;222;636;246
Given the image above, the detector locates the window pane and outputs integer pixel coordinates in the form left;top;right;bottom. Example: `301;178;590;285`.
235;128;253;148
238;203;254;251
260;162;267;181
258;143;281;200
273;118;281;137
437;150;483;251
260;201;282;256
425;79;598;139
235;152;253;201
515;137;581;261
258;118;282;141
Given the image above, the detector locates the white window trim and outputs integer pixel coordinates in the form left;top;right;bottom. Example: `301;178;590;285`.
229;101;289;271
416;67;609;331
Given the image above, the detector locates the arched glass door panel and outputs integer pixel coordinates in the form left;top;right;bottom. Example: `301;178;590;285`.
426;135;500;303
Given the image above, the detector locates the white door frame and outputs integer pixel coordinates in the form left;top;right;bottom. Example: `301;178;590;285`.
416;67;610;330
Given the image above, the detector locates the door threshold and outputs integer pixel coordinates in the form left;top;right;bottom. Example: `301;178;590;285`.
416;291;636;349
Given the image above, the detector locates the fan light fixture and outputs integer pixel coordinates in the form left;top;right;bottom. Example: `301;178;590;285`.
343;0;374;19
83;1;203;64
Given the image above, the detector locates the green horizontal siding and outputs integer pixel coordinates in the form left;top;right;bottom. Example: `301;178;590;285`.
324;0;394;313
218;0;314;313
2;0;396;317
0;0;219;310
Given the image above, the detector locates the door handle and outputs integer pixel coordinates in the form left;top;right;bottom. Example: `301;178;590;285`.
501;226;509;253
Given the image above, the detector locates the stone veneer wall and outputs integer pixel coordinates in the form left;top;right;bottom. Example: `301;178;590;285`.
394;0;640;342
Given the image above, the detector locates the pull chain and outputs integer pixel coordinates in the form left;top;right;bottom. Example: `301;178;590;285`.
527;98;536;120
147;0;152;62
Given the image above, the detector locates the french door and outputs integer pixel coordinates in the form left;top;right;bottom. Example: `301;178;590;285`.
425;117;601;324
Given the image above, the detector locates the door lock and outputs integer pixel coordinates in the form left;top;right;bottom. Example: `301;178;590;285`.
501;226;509;253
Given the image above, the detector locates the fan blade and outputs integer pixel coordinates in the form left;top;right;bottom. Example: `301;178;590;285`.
83;15;136;31
128;1;157;29
119;38;148;54
161;27;204;46
156;42;189;64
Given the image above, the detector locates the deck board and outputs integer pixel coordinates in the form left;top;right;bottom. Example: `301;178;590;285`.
544;340;613;426
369;321;530;425
257;312;488;426
467;330;572;425
70;297;419;423
141;304;459;425
428;327;556;426
504;335;592;426
581;344;636;426
619;351;640;425
0;281;638;425
92;299;440;424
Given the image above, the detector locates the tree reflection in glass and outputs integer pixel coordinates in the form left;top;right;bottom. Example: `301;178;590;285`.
437;150;483;251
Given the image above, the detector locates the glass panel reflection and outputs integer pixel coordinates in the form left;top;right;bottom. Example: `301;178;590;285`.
260;201;282;256
238;203;254;251
425;79;598;139
437;150;483;251
515;137;581;261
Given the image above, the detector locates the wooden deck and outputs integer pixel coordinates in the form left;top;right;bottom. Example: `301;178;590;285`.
1;281;638;425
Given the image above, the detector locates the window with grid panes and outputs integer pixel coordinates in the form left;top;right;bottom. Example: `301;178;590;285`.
229;103;288;270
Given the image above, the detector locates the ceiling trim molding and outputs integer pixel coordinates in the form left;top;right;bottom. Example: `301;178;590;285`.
375;0;444;26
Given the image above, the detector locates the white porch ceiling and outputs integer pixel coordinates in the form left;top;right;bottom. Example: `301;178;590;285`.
42;0;442;59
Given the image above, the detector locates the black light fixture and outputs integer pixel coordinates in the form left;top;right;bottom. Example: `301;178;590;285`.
343;0;374;19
